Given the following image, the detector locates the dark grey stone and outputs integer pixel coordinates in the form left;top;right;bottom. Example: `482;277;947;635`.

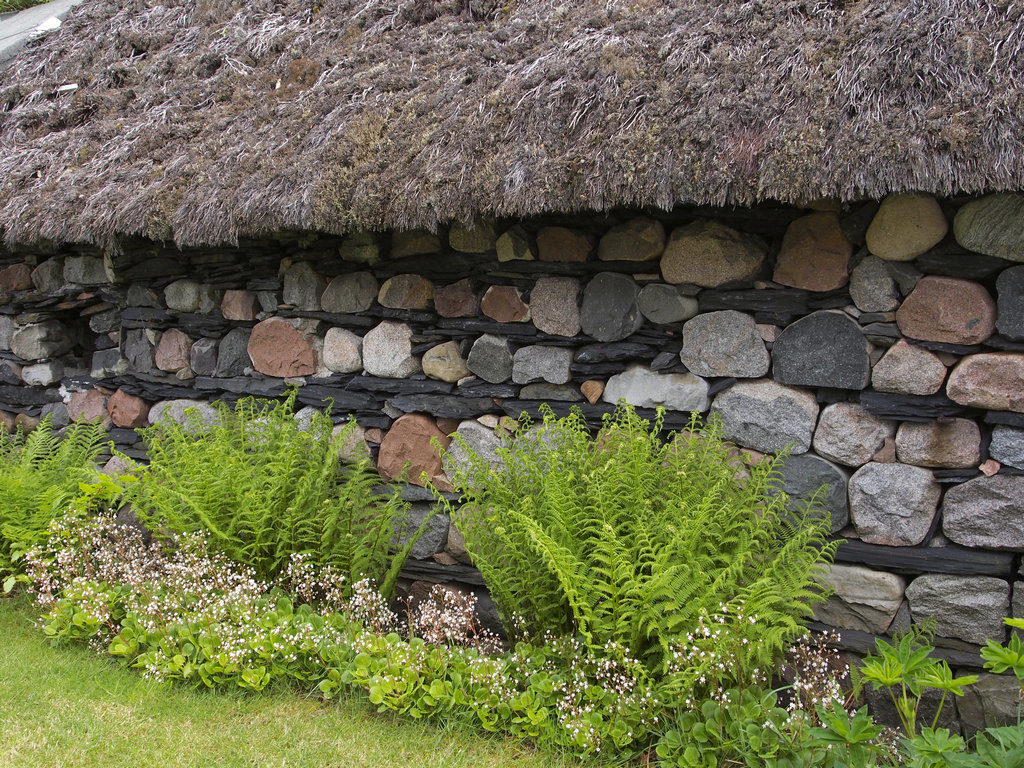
387;394;497;419
122;329;156;372
580;272;643;342
466;334;513;384
127;285;163;308
519;383;582;401
189;338;218;377
0;360;21;385
996;266;1024;340
574;342;655;363
91;348;128;379
282;262;326;311
773;453;849;534
637;283;699;324
88;309;121;335
214;327;252;377
773;310;870;389
40;401;69;430
957;673;1022;737
393;503;450;560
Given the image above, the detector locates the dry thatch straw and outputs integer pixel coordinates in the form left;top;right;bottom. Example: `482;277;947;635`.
1;0;1022;249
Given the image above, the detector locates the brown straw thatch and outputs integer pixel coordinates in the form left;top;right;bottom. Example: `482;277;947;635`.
1;0;1022;248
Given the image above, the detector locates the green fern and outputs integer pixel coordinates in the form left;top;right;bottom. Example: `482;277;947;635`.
438;403;838;677
125;390;414;596
0;416;109;575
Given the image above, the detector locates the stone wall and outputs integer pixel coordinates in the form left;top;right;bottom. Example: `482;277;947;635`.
1;192;1024;730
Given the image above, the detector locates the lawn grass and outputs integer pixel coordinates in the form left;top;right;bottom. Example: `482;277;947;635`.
0;596;583;768
0;0;47;14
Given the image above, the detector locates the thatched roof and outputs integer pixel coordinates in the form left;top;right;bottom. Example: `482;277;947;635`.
1;0;1022;248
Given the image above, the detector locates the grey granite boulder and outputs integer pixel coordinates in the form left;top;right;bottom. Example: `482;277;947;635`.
512;345;573;385
942;475;1024;550
680;310;769;378
905;574;1009;645
467;334;513;384
813;403;897;467
848;462;940;546
710;379;818;454
990;425;1024;470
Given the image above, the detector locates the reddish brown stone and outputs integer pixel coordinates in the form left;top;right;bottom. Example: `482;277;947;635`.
895;419;981;469
376;414;453;491
537;227;595;262
773;212;851;292
436;417;462;435
107;388;151;428
246;318;317;377
947;353;1024;412
433;279;479;318
154;329;193;373
0;264;33;292
0;411;16;432
581;380;605;404
221;290;260;321
68;389;111;425
377;274;434;310
364;428;384;444
895;276;996;345
480;285;530;323
980;459;1001;477
14;413;39;432
872;437;897;463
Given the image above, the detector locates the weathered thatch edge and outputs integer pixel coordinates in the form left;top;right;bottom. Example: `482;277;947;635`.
1;0;1022;248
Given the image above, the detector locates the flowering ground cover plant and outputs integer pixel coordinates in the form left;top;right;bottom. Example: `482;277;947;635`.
6;398;1024;765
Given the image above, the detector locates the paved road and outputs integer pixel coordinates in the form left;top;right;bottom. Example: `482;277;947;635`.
0;0;84;65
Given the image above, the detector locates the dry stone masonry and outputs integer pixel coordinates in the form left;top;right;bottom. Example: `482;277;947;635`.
2;193;1024;725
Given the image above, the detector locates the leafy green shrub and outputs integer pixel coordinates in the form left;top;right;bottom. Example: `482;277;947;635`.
0;415;107;578
439;403;838;678
124;391;415;596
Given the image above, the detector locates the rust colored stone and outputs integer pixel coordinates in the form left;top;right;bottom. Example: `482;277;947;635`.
154;328;193;373
221;290;260;321
377;274;434;309
895;276;996;345
0;264;33;292
947;353;1024;412
581;380;605;404
246;317;317;377
537;226;594;262
433;279;479;318
872;437;897;463
68;389;111;425
376;414;453;491
773;212;852;292
480;285;530;323
107;388;151;428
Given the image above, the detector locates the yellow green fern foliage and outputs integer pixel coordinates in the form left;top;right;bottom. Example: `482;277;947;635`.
126;391;413;597
440;404;837;676
0;415;108;576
